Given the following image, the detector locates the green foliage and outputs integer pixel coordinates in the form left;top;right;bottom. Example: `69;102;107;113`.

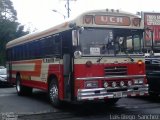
0;0;29;65
0;0;17;21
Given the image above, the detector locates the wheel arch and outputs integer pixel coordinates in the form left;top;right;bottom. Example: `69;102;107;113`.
16;72;21;78
16;72;21;84
47;74;58;89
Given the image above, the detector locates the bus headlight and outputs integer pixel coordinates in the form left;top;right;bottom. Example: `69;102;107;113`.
134;79;139;84
138;79;144;84
74;51;82;58
133;79;144;84
85;81;98;88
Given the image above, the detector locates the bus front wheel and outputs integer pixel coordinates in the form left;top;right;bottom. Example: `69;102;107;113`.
48;79;61;107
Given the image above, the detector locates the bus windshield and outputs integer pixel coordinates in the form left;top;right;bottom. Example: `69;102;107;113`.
79;28;143;56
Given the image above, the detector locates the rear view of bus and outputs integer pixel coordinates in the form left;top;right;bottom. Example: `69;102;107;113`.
6;9;148;107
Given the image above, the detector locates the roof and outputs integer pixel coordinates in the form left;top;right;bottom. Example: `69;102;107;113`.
6;9;140;49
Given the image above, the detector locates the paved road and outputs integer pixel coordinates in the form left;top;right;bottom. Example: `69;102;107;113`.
1;86;160;120
0;86;57;113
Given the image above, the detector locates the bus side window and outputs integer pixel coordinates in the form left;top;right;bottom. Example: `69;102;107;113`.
34;40;41;58
45;37;52;56
15;46;19;60
62;31;72;55
29;42;34;59
12;47;15;61
6;49;11;61
54;34;61;57
25;43;30;59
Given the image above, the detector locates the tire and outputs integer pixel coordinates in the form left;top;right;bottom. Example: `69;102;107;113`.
16;75;32;96
48;79;61;107
104;98;119;105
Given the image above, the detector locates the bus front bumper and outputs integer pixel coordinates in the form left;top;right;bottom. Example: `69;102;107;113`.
77;84;148;101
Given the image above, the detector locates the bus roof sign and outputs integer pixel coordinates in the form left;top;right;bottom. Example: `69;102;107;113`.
95;15;130;26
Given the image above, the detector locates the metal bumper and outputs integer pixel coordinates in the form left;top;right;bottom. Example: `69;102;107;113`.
77;84;148;101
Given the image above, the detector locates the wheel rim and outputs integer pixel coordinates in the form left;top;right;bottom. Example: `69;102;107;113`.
16;78;21;92
50;84;58;102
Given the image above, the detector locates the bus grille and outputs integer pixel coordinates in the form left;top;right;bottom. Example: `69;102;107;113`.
104;66;127;76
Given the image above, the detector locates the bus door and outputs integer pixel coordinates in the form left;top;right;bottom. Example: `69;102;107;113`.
62;31;73;101
63;54;72;100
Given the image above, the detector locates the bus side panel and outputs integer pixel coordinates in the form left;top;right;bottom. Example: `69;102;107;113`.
21;80;48;91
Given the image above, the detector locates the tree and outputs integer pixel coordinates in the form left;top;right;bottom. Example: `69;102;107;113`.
0;0;17;21
0;0;29;65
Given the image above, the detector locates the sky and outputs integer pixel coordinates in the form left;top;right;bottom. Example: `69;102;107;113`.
11;0;160;32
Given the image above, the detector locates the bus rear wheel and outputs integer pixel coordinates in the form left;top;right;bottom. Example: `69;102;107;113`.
16;75;32;96
48;79;61;107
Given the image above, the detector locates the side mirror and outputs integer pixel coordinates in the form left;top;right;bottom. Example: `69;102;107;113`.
69;22;76;28
79;27;84;34
72;30;79;46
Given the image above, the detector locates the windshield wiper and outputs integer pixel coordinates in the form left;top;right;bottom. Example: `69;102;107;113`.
97;56;103;63
124;51;134;62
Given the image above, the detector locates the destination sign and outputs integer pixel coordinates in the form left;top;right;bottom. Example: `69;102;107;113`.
94;15;130;26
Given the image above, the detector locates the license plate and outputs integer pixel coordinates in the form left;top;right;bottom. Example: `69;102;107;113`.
114;92;122;98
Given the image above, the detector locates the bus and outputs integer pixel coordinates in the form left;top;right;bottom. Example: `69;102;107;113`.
6;9;148;106
141;12;160;96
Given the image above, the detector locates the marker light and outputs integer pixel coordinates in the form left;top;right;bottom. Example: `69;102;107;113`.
104;82;109;88
112;82;117;88
137;60;143;65
128;81;132;86
84;15;93;24
133;18;141;26
120;81;125;87
86;61;92;67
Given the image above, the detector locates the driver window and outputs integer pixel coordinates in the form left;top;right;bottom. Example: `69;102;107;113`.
133;35;141;51
115;37;126;53
126;36;133;52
